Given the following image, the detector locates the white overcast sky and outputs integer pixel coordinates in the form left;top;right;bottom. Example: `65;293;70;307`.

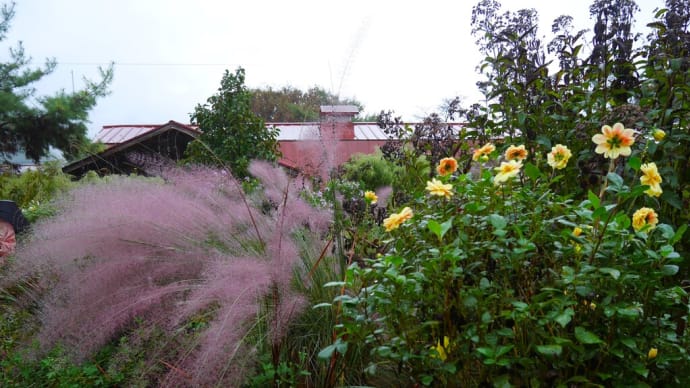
5;0;662;138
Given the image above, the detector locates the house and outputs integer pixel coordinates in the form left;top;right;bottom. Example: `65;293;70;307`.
62;121;201;177
62;105;464;179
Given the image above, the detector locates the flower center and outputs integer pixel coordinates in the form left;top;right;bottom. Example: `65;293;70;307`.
607;135;623;149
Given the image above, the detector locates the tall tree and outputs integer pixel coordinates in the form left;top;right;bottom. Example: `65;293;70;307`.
471;0;552;143
0;2;113;164
588;0;641;104
249;85;364;122
184;67;280;178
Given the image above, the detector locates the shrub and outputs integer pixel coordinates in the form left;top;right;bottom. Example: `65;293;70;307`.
325;126;689;386
0;162;73;222
339;152;401;190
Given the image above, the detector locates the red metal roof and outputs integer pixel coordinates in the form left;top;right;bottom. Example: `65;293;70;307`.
87;116;466;178
95;121;199;145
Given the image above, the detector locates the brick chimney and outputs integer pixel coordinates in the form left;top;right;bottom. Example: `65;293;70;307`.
319;105;358;140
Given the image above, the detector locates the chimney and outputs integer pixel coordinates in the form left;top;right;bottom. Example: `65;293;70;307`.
319;105;358;140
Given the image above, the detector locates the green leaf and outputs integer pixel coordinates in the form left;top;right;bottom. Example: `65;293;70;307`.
536;344;562;356
607;172;624;188
661;190;683;209
599;267;621;280
588;190;600;208
512;301;529;311
574;326;603;344
628;156;641;171
616;306;641;318
524;162;542;180
592;206;609;220
536;135;552;149
671;224;687;245
492;374;511;388
661;265;679;276
318;343;337;359
620;338;637;350
555;308;574;328
463;296;478;308
495;345;514;357
633;364;649;378
488;214;507;230
427;217;454;241
427;220;442;239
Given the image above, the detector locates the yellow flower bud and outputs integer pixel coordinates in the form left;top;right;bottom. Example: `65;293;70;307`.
652;129;666;141
648;347;658;359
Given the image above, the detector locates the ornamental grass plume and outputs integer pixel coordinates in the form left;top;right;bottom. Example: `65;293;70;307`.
4;162;331;387
640;162;663;197
592;122;635;159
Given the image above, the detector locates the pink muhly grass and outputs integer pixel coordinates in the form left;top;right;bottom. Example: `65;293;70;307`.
4;162;332;386
376;186;393;207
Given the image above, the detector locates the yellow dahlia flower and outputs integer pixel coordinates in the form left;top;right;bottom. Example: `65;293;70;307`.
632;207;659;232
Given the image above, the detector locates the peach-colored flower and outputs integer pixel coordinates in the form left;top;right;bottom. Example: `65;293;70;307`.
493;160;522;185
652;129;665;142
436;157;458;176
472;143;496;162
592;123;635;159
632;207;659;232
640;162;663;197
364;190;378;204
426;178;453;199
547;144;572;170
505;145;528;161
383;207;413;232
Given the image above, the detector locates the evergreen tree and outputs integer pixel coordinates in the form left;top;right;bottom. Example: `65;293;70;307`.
0;2;113;163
